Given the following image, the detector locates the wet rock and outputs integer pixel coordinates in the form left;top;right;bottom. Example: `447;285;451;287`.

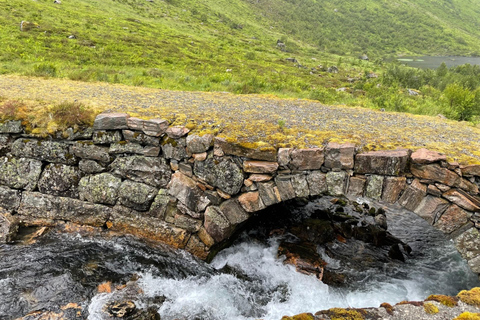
105;300;136;318
275;175;296;201
410;163;460;187
122;130;160;146
0;186;21;211
0;156;42;190
93;130;123;144
93;113;129;130
204;206;232;242
79;173;122;205
0;120;23;133
290;218;336;244
257;181;281;206
365;175;384;200
79;159;106;174
38;164;82;198
326;171;347;196
161;136;188;161
413;195;449;224
434;204;470;234
443;189;480;212
324;142;355;170
186;134;213;153
167;172;209;217
166;126;190;139
194;157;244;195
109;205;189;248
278;241;326;280
382;176;406;203
411;148;447;164
0;209;19;243
397;179;426;211
306;171;327;196
238;191;266;212
354;149;410;175
347;176;366;197
18;191;111;226
290;148;324;170
214;137;276;161
118;180;158;211
110;156;171;188
243;160;278;174
72;142;111;163
11;139;78;165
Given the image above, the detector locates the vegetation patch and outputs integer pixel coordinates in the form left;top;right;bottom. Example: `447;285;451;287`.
458;288;480;307
423;302;439;314
454;312;480;320
320;307;366;320
426;294;459;307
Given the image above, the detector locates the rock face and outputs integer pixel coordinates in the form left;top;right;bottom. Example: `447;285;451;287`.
194;157;244;195
0;157;43;190
118;180;158;211
12;139;77;165
79;173;122;205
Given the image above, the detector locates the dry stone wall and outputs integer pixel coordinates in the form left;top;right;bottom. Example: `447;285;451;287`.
1;114;480;271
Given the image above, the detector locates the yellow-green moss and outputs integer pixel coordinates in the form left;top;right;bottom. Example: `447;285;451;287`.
324;308;365;320
454;312;480;320
458;288;480;307
379;303;394;315
281;313;314;320
426;294;458;307
423;303;439;314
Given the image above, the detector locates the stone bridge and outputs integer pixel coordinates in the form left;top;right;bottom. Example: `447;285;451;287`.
1;113;480;273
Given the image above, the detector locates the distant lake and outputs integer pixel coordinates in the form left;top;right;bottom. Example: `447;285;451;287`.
396;56;480;69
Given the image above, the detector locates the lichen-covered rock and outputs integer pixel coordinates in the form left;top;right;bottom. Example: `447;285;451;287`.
0;186;21;211
78;159;105;174
354;149;410;176
194;157;244;195
0;156;42;190
161;137;188;161
167;172;209;218
326;171;347;196
365;175;384;200
118;180;158;211
413;195;450;224
108;205;189;248
65;127;94;141
410;163;460;187
291;174;310;198
278;148;292;167
38;164;82;198
18;191;111;227
324;142;355;170
174;214;202;232
0;120;23;133
72;142;111;163
434;204;470;234
109;142;144;155
92;130;122;145
204;206;232;243
122;130;160;146
397;179;426;211
186;134;213;153
290;148;324;170
186;234;210;260
147;189;172;219
0;209;18;243
93;113;129;130
11;139;77;165
79;173;122;205
382;177;406;203
110;156;171;188
455;228;480;272
0;134;13;156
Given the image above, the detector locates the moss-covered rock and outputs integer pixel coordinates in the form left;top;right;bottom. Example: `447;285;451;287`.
110;156;171;188
0;156;42;191
38;164;82;198
118;180;158;211
79;173;122;205
11;139;78;165
194;157;244;195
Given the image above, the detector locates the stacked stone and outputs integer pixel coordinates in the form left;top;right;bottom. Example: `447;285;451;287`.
1;114;480;269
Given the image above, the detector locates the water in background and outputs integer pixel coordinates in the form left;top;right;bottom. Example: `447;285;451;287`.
1;200;479;320
396;56;480;69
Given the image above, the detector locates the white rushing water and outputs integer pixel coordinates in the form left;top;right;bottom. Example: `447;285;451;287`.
86;202;480;320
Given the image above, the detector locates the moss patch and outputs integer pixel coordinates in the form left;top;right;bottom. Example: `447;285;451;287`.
458;288;480;307
322;308;365;320
454;312;480;320
426;294;458;307
423;302;439;314
281;313;315;320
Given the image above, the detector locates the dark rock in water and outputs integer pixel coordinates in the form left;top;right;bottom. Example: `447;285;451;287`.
289;218;336;244
278;241;326;280
105;300;136;318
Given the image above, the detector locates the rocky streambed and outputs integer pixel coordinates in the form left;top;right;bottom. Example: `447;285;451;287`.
2;197;480;320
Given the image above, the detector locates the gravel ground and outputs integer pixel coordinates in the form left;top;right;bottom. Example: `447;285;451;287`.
1;75;480;163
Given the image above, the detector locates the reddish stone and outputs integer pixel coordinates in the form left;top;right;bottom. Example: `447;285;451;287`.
278;148;292;167
290;148;324;170
166;126;190;139
382;177;407;203
461;165;480;177
248;174;273;182
354;149;410;176
243;160;279;174
443;189;480;212
278;241;326;280
413;196;449;225
411;148;447;164
434;204;470;234
192;152;207;162
410;163;460;187
126;117;144;131
142;119;169;137
238;192;266;213
427;184;442;197
397;179;427;211
93;113;129;130
458;178;479;194
324;142;355;170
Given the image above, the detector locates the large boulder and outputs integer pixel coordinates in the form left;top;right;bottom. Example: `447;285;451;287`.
11;139;77;165
78;173;122;205
38;164;82;198
118;180;158;211
354;149;410;176
0;157;42;190
194;157;244;195
110;155;171;188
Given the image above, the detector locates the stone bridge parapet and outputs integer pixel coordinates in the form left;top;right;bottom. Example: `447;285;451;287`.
1;114;480;272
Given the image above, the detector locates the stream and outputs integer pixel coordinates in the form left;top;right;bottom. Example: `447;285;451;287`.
1;199;479;320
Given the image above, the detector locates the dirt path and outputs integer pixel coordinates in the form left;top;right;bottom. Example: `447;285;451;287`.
1;75;480;163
